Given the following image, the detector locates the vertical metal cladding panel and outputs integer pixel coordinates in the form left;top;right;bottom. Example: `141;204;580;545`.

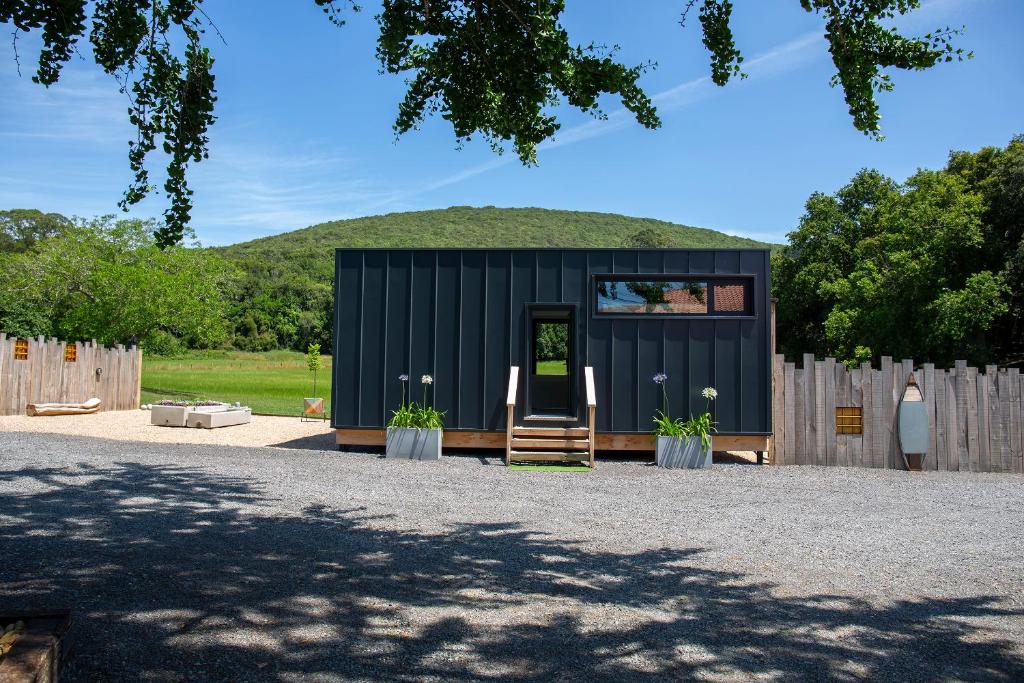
332;251;362;426
536;251;562;303
587;251;614;431
410;251;436;409
359;251;387;426
459;251;486;428
662;250;691;423
434;251;461;426
562;251;588;418
713;251;741;432
485;251;511;429
714;320;741;431
636;251;665;430
740;250;767;432
384;252;412;422
611;251;639;431
509;251;535;424
686;251;715;425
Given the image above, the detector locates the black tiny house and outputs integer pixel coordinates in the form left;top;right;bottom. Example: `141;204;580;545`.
332;248;772;454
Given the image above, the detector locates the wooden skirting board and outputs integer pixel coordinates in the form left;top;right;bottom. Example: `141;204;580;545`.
336;428;769;452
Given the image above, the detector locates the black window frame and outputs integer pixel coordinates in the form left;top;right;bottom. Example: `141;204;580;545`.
525;303;578;419
591;273;756;319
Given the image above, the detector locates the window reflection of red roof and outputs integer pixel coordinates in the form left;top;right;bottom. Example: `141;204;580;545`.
661;287;708;313
712;283;746;312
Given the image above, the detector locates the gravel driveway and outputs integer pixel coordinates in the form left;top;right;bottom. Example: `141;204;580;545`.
1;432;1022;681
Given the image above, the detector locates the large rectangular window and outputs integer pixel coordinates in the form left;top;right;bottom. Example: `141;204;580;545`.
594;276;752;316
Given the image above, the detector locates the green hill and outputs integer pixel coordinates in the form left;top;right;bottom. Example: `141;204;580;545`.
223;205;771;253
215;207;776;352
219;206;773;276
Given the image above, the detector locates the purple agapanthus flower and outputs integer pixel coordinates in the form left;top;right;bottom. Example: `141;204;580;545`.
653;372;668;385
398;373;409;382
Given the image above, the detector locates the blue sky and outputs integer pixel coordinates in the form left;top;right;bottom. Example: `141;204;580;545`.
1;0;1021;246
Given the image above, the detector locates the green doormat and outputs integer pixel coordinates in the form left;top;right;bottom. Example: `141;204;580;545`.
507;463;592;472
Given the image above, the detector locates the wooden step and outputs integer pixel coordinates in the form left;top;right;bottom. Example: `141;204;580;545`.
510;438;590;450
512;427;589;438
508;451;591;462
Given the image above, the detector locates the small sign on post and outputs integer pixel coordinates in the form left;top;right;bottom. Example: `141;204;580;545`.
303;397;326;422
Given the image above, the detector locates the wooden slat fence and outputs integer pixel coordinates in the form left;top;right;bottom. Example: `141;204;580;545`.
770;355;1023;473
0;334;141;415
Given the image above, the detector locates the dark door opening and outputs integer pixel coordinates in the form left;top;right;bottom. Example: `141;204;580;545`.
528;307;574;417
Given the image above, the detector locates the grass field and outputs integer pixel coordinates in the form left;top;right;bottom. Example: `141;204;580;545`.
536;360;567;375
143;352;567;415
141;350;331;417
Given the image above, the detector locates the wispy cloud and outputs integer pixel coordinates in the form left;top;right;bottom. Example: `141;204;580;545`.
0;67;130;143
186;140;407;244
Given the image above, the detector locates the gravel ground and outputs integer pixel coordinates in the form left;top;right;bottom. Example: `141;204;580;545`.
0;411;334;449
1;432;1022;681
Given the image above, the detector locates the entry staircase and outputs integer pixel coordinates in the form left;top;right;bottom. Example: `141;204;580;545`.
505;366;597;468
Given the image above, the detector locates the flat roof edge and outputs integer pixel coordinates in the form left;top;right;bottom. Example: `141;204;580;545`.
332;247;772;253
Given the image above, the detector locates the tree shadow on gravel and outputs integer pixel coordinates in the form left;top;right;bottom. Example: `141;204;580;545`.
1;460;1022;681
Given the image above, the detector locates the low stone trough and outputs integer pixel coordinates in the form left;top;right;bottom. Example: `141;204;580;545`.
149;402;252;429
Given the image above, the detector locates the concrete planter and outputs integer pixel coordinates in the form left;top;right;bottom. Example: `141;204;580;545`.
386;427;442;461
186;408;252;429
151;403;229;427
656;435;712;469
151;405;189;426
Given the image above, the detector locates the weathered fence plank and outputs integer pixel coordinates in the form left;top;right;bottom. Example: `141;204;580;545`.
814;360;827;466
1009;368;1022;473
771;354;785;464
804;354;816;467
794;368;806;466
783;361;796;466
0;335;141;415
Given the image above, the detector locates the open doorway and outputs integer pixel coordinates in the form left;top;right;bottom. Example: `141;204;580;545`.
527;306;575;417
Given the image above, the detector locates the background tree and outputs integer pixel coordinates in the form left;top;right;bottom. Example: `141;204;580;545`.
306;343;324;397
2;0;970;246
0;216;234;351
0;209;71;253
773;135;1022;367
534;323;568;362
622;228;672;249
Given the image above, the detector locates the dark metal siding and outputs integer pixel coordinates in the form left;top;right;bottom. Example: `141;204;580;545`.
333;248;772;434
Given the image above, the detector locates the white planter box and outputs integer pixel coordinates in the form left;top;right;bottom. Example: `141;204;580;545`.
151;403;230;427
151;405;189;427
385;427;442;461
656;435;712;469
187;408;252;429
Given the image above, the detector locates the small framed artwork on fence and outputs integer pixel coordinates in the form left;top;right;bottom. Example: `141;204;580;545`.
836;407;863;435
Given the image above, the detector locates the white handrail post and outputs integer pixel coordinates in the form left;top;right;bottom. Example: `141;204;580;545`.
506;366;519;466
585;366;596;468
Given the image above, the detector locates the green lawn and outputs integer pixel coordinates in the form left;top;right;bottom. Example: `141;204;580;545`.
536;360;567;376
141;350;331;417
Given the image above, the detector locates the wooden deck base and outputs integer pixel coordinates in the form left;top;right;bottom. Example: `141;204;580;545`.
336;429;769;453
